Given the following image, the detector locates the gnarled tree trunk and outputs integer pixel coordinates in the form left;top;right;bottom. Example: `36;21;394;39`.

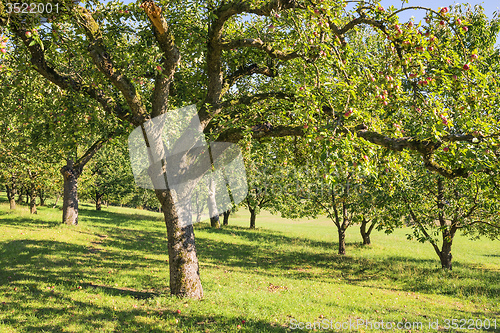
156;189;203;299
61;159;80;225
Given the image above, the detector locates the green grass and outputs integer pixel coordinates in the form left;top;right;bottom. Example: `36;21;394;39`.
0;197;499;332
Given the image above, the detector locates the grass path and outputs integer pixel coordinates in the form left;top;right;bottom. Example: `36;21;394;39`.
0;200;498;332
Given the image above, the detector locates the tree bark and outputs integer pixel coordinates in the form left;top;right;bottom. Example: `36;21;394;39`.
39;189;45;206
207;176;220;228
360;218;376;245
337;227;346;255
52;192;62;208
6;184;16;210
156;189;203;299
223;210;230;226
61;159;80;225
249;208;256;229
439;229;455;270
96;191;103;211
17;189;24;205
29;189;37;214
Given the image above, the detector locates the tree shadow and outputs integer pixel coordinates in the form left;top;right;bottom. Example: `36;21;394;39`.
194;225;500;303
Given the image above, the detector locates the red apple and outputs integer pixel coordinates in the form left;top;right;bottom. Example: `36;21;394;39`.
470;54;478;60
0;49;6;54
439;20;445;26
156;65;162;71
25;31;32;38
377;6;385;12
242;320;246;324
456;18;462;25
463;64;470;71
268;24;275;31
299;86;305;91
462;26;469;32
176;309;181;314
443;146;449;152
237;325;241;329
425;17;431;24
440;7;449;14
408;21;414;28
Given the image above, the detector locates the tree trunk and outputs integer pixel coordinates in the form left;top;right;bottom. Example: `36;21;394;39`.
360;218;375;245
223;210;230;226
337;227;346;255
249;208;256;229
156;189;203;299
29;189;37;214
52;192;62;208
96;191;103;211
207;176;220;228
39;189;45;206
17;190;24;205
6;184;16;210
61;159;80;225
439;230;455;270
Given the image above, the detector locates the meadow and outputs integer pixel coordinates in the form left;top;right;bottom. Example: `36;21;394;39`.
0;195;498;332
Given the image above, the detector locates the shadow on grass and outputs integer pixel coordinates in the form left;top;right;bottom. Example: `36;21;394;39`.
1;203;498;323
195;225;500;302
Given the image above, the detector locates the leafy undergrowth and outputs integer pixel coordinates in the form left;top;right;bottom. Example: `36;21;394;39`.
0;199;498;332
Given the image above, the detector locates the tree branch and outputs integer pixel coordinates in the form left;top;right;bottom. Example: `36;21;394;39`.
221;38;302;60
11;24;132;124
220;91;295;109
141;1;181;118
225;64;277;88
73;6;148;125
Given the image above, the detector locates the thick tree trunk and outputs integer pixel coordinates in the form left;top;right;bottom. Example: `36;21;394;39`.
156;189;203;299
6;184;16;210
29;189;37;214
249;208;256;229
61;160;80;225
337;227;346;255
223;210;230;226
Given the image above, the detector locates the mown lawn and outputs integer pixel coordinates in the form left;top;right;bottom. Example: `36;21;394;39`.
0;196;498;332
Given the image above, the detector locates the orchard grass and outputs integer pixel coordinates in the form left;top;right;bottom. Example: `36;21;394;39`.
0;195;498;332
